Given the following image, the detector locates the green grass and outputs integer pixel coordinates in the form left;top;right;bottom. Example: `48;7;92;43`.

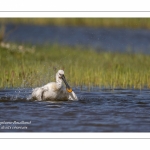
1;43;150;89
0;24;5;42
1;18;150;29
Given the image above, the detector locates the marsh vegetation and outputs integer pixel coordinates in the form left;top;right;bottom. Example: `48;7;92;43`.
1;18;150;29
1;43;150;89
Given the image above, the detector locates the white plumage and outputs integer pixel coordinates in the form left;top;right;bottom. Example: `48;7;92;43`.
32;70;78;101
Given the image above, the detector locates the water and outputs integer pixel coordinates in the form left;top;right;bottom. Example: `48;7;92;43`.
0;88;150;132
4;24;150;54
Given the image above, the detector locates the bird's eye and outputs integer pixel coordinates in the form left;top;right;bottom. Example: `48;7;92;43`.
59;73;62;76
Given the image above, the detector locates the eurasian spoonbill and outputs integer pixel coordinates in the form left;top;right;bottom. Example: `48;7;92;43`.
31;70;78;101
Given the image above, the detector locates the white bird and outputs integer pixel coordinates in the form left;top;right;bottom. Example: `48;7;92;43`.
31;70;78;101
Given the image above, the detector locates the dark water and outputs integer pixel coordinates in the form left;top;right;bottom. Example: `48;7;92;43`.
0;88;150;132
4;24;150;53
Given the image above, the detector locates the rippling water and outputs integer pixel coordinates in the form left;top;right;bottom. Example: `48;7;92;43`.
0;88;150;132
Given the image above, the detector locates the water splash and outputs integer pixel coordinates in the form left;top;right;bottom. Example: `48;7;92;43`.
0;88;32;101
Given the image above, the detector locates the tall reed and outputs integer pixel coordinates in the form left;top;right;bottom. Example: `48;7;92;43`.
1;43;150;89
0;24;5;42
1;18;150;29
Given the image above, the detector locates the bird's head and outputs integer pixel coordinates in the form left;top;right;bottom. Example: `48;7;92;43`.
56;70;72;93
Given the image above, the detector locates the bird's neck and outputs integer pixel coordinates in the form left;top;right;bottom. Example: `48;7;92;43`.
56;77;63;88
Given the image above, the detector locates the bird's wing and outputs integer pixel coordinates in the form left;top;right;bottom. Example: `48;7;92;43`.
32;86;48;100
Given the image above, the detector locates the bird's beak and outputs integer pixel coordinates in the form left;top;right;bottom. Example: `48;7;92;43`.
61;75;72;93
